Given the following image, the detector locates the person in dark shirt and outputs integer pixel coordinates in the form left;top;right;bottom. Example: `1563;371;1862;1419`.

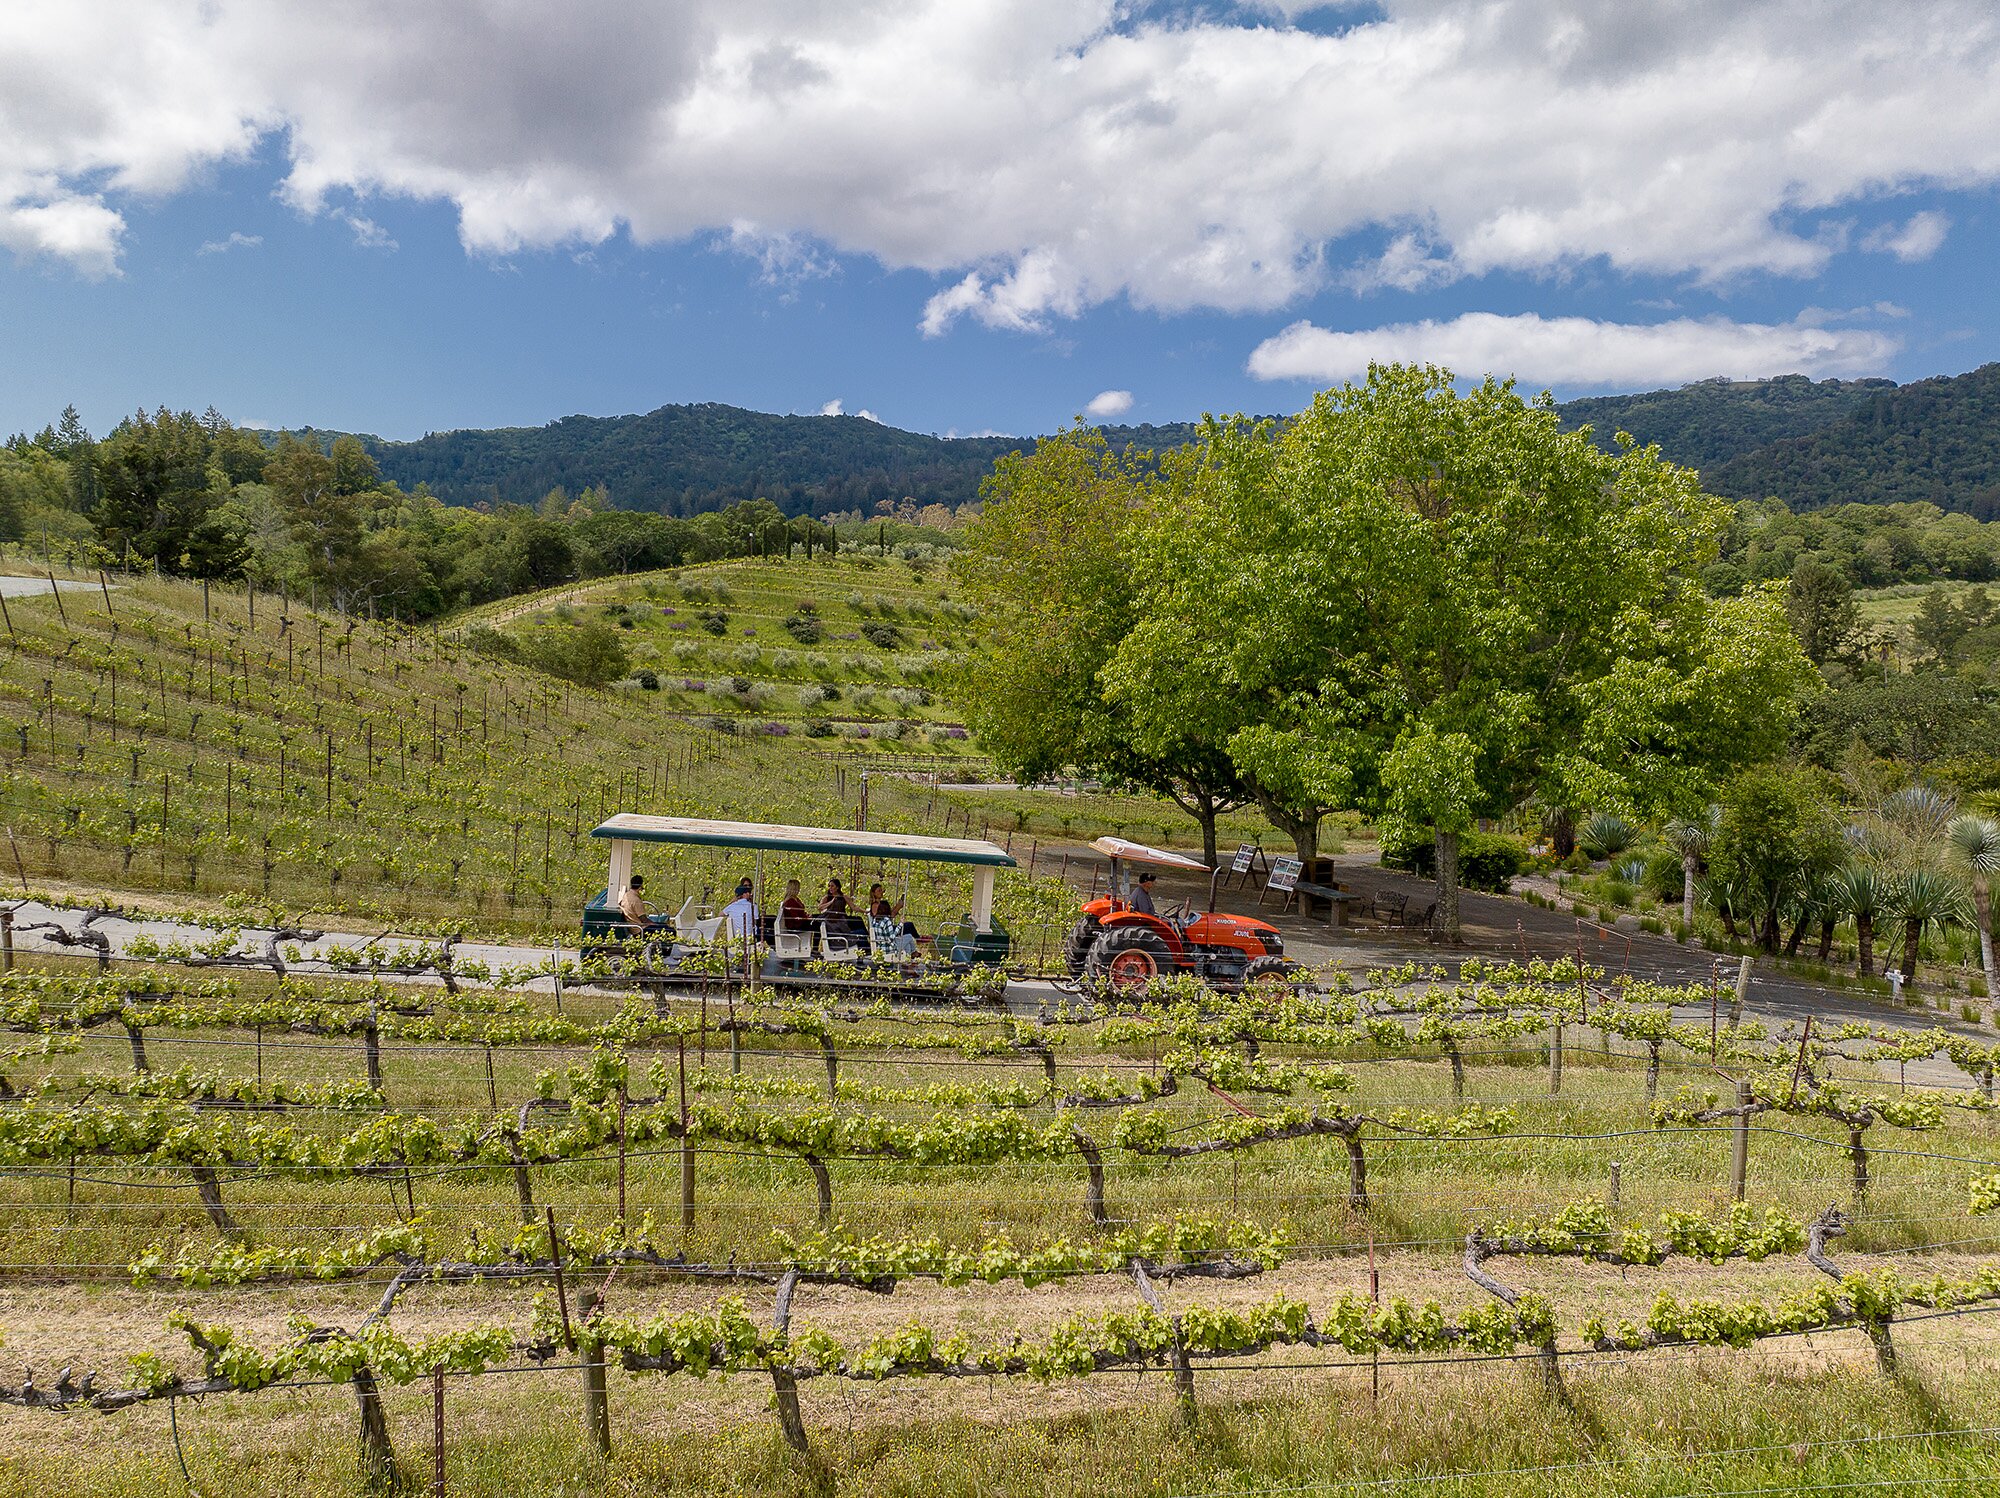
1130;872;1158;915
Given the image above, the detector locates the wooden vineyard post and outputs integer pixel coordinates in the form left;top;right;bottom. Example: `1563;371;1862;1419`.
617;1085;629;1223
1;906;11;972
1709;963;1720;1059
1731;955;1752;1026
1730;1079;1753;1202
579;1290;611;1457
1548;1022;1563;1095
1608;1160;1622;1216
432;1365;446;1497
679;1037;695;1233
485;1044;497;1110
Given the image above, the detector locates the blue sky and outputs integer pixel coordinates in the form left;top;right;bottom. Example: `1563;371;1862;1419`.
4;2;1999;442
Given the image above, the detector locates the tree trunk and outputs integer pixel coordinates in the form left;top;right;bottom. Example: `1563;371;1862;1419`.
1251;786;1318;864
1548;808;1575;861
1901;915;1923;984
1972;878;1998;1025
1856;912;1875;977
1816;917;1836;963
1782;909;1810;958
1758;906;1780;954
1434;827;1462;944
1196;802;1220;870
1681;854;1697;930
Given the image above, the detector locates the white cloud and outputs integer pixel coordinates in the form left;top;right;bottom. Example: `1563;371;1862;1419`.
1862;210;1951;262
199;230;262;255
819;399;844;416
1085;389;1134;417
855;408;881;423
4;1;2000;331
1246;311;1902;391
341;213;396;251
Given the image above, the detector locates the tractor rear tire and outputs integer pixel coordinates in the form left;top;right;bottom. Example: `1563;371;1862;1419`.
1062;917;1101;976
1091;926;1175;994
1242;955;1301;991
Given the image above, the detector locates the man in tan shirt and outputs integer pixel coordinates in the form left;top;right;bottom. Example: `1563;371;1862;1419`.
616;874;652;934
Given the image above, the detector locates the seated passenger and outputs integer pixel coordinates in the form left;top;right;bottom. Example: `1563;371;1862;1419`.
1129;872;1158;916
722;877;758;940
778;878;810;931
872;899;918;959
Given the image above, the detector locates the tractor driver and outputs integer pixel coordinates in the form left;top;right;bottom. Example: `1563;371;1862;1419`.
1129;872;1158;916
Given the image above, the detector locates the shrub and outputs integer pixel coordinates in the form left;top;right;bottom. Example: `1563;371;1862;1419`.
522;620;630;687
1642;849;1684;903
783;612;825;644
861;621;902;649
1379;831;1528;892
804;718;835;738
706;715;738;734
1603;879;1636;908
699;609;730;635
633;668;659;690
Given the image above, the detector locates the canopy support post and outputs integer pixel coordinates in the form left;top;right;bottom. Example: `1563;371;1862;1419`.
972;867;996;934
606;839;634;903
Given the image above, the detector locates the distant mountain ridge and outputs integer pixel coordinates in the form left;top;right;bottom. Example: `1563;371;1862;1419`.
320;365;2000;520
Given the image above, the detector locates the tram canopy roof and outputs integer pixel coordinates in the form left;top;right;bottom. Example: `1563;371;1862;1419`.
589;813;1017;868
1087;836;1210;872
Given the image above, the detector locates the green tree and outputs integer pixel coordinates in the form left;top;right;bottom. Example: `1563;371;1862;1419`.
1707;766;1845;952
1113;365;1815;936
1786;557;1861;664
265;434;364;602
959;427;1249;865
93;407;217;568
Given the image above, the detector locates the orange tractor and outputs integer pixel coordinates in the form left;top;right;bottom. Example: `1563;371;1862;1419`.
1062;837;1298;991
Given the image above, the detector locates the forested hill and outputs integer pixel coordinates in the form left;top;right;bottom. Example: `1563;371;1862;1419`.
312;365;2000;519
1556;374;1891;468
352;405;1021;516
350;406;1220;517
1703;363;2000;519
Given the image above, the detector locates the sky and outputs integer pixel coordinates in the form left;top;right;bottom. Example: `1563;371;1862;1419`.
3;0;1999;442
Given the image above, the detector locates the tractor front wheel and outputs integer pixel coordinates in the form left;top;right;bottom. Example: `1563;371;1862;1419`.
1091;927;1175;995
1242;955;1301;992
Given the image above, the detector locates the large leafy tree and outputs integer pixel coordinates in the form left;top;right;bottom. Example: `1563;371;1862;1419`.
1113;364;1816;938
957;428;1248;865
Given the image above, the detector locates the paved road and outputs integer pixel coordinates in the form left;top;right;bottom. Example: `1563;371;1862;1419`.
0;575;98;598
4;875;1977;1049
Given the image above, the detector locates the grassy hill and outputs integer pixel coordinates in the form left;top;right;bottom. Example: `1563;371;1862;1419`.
0;559;1273;941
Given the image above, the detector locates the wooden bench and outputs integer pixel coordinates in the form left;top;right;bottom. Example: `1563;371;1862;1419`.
1291;879;1359;927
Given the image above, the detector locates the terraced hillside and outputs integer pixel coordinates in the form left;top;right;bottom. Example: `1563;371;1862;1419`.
479;555;986;749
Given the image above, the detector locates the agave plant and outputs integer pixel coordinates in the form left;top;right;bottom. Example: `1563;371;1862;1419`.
1947;813;2000;1015
1888;867;1971;985
1832;863;1887;977
1880;785;1957;845
1662;808;1718;929
1578;812;1637;862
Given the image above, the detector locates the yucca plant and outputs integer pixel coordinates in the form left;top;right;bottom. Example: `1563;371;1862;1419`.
1947;814;2000;1018
1662;808;1717;930
1578;812;1637;862
1832;863;1887;977
1888;867;1971;985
